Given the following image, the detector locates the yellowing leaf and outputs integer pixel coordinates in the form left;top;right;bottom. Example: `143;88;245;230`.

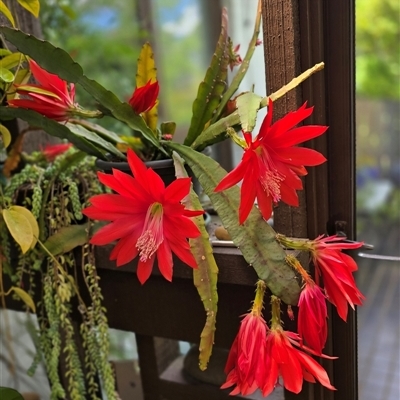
0;124;11;148
0;52;24;70
0;67;14;83
2;132;24;177
11;287;36;313
136;43;157;87
11;206;39;249
0;1;15;27
2;208;33;254
7;69;31;101
136;43;158;131
17;0;40;18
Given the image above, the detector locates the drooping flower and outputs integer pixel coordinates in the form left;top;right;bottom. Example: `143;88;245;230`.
8;60;78;121
261;296;335;397
43;143;73;162
222;281;269;396
308;235;364;321
214;99;328;224
285;254;328;354
222;312;269;396
262;328;336;396
128;80;159;114
298;281;328;354
82;149;203;284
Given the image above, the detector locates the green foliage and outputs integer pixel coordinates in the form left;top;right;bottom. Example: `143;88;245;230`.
1;152;116;399
356;0;400;99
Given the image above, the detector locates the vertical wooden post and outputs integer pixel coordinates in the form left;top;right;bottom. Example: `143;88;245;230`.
261;0;357;399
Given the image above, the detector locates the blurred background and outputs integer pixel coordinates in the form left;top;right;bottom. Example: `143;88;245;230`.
355;1;399;399
0;0;398;399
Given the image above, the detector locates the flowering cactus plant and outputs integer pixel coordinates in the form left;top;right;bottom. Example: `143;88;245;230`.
0;2;364;398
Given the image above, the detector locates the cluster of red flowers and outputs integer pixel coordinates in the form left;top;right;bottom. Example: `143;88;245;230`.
10;60;365;397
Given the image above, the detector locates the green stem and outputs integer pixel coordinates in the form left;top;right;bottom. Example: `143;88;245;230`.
270;295;282;330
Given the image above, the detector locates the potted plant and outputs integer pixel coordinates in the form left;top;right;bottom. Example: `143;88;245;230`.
0;1;365;398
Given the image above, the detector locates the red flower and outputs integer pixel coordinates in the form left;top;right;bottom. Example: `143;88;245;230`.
262;328;336;396
82;149;203;284
128;80;159;114
221;313;269;396
43;143;73;162
8;60;77;121
214;99;327;224
298;281;328;354
309;235;364;321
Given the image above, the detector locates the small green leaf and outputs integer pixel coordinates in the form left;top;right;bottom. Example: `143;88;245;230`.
10;287;36;312
43;223;90;256
0;1;16;27
0;67;14;83
0;49;12;56
0;52;24;70
0;387;24;400
236;92;262;133
2;208;34;254
17;0;40;17
0;124;11;148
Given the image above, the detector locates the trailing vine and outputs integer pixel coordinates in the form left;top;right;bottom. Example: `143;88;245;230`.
0;148;117;399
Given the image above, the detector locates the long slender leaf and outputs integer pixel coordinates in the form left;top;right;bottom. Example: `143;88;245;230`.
66;123;126;160
183;8;229;146
167;143;300;305
0;107;107;159
173;153;218;371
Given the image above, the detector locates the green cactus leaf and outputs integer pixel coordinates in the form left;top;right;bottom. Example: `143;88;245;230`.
0;107;107;159
183;8;229;147
172;153;218;371
0;27;164;154
236;92;262;133
167;143;301;305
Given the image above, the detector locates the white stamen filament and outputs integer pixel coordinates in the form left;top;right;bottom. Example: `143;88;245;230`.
136;203;164;262
259;148;284;203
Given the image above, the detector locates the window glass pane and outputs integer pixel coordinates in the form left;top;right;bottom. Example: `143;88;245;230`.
356;1;400;399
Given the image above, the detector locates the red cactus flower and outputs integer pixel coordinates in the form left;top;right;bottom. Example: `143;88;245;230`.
214;99;327;224
298;280;328;354
82;149;203;284
128;80;159;114
8;60;77;121
43;143;73;162
222;313;269;396
222;281;269;396
309;235;364;321
262;328;336;396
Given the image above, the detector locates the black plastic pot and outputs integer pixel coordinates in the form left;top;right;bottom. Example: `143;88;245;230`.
95;158;176;186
